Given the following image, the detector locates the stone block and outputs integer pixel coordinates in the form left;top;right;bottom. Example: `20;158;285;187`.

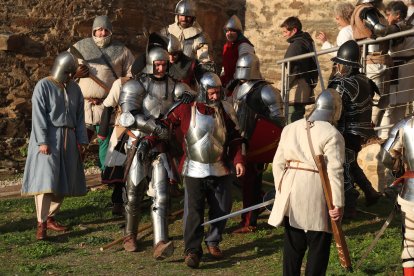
357;143;395;193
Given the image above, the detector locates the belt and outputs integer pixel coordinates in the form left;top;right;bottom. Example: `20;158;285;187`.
277;160;318;192
285;160;319;173
85;98;104;105
63;127;75;151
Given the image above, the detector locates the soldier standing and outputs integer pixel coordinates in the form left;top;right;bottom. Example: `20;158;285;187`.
381;114;414;276
230;53;284;233
118;47;194;259
161;0;212;63
22;52;88;240
328;40;382;218
71;15;135;211
161;72;245;268
280;16;318;123
269;90;345;276
220;15;255;89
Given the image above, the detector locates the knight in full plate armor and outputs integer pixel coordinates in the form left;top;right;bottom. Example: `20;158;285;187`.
161;0;212;63
351;0;402;138
70;15;135;212
229;53;285;233
328;40;382;218
158;72;245;268
117;47;194;259
381;114;414;275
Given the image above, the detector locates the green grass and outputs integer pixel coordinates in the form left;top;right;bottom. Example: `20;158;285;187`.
0;183;404;275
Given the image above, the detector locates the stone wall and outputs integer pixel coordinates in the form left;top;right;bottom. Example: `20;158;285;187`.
0;0;350;172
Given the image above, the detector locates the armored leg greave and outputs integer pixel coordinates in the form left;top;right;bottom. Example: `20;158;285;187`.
151;156;170;245
125;177;148;236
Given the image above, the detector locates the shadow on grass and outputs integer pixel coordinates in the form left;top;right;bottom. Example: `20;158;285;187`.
200;231;284;270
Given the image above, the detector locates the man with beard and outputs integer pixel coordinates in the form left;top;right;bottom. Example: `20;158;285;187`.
158;72;245;268
161;0;212;63
71;15;135;213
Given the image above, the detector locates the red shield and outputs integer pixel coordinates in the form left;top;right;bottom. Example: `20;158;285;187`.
246;117;283;163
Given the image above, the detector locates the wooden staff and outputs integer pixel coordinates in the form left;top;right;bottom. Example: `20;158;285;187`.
314;154;353;272
69;46;110;93
100;208;184;251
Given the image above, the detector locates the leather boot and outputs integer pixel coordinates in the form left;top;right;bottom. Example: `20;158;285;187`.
360;185;382;206
46;217;67;232
153;240;174;260
123;234;138;252
344;188;359;219
36;222;47;240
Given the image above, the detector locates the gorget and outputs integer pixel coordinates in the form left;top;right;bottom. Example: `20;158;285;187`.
74;38;125;64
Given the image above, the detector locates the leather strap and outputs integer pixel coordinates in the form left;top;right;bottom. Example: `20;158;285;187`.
305;121;319;166
285;166;318;173
96;46;118;80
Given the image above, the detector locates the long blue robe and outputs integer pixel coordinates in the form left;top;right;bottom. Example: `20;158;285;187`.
22;77;88;196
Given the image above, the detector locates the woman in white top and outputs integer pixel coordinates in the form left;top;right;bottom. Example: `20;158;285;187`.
316;3;354;57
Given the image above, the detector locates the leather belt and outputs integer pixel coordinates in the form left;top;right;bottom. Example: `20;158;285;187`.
285;160;318;173
85;98;104;105
277;160;318;192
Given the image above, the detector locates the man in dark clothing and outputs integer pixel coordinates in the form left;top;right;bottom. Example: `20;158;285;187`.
328;40;382;218
280;16;318;123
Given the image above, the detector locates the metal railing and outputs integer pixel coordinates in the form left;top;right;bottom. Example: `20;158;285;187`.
276;28;414;129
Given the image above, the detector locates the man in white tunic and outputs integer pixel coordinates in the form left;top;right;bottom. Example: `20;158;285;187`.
22;52;88;240
268;89;345;275
71;15;134;212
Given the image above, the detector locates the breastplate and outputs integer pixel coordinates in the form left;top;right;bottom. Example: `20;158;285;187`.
185;107;226;163
404;118;414;170
183;107;228;177
141;77;176;119
182;38;195;59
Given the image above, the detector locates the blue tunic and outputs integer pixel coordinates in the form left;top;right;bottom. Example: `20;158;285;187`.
22;77;88;196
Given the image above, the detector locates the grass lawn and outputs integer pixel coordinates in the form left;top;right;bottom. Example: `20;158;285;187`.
0;170;403;275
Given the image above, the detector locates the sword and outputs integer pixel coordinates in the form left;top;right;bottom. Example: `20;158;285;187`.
201;198;274;226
